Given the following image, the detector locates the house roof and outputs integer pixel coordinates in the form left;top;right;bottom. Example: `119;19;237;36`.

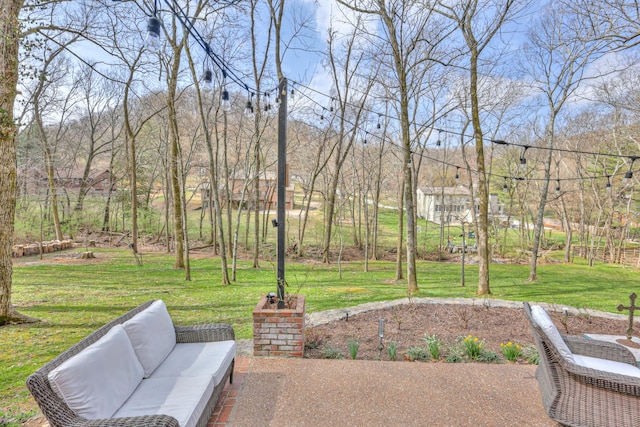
417;185;470;196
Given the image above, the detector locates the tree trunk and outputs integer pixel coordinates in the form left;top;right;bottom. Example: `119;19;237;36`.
0;0;25;324
395;176;405;281
469;43;490;295
529;116;555;281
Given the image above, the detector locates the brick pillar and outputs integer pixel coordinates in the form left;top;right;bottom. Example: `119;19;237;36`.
253;294;305;357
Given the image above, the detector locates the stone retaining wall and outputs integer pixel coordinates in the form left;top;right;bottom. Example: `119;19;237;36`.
12;240;75;258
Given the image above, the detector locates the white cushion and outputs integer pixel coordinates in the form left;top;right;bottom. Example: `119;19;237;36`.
531;305;575;363
150;341;236;385
48;324;144;419
113;376;214;427
573;355;640;378
123;300;176;377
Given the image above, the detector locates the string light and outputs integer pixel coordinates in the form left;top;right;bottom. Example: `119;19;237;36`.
519;146;529;172
245;89;254;115
221;89;231;112
289;80;640;191
145;0;161;52
264;92;272;112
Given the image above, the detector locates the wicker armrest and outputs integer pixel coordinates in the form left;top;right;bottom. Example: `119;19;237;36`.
70;414;180;427
174;323;235;343
562;335;637;366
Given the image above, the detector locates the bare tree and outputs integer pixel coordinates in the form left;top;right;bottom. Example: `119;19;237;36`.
520;1;615;280
435;0;521;295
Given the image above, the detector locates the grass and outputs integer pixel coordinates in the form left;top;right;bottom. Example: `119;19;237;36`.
3;247;640;417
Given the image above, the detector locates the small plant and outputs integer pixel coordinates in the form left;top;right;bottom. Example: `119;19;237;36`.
387;341;398;361
322;344;345;359
304;329;325;350
390;305;403;331
422;334;442;360
500;341;522;362
560;307;570;333
477;350;501;363
454;306;471;329
347;338;360;360
521;344;540;365
445;345;465;363
404;346;430;362
462;335;484;360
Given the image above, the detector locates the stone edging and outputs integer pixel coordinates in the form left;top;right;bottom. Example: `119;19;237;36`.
237;297;636;357
304;297;634;328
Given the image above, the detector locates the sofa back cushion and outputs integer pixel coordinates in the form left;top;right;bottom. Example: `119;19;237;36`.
47;324;144;419
530;305;574;363
123;300;176;377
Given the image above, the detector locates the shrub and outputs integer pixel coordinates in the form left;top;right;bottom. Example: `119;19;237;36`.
347;338;360;360
404;346;430;362
422;334;442;360
387;341;398;361
500;341;522;362
521;344;540;365
462;335;484;360
322;344;345;359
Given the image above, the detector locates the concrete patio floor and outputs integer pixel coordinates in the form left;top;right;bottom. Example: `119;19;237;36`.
209;357;559;427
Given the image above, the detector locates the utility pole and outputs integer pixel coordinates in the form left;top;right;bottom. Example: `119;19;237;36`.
276;77;287;308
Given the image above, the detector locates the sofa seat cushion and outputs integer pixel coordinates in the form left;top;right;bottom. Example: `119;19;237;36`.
47;324;144;420
573;354;640;378
530;305;575;363
123;300;176;377
150;340;236;386
113;376;214;427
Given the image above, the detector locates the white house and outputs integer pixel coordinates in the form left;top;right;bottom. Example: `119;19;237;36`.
416;185;503;223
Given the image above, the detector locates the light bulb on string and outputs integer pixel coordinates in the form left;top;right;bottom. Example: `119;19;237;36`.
145;16;162;52
519;146;529;173
245;90;254;116
623;156;637;187
221;89;231;112
264;92;271;112
203;69;213;90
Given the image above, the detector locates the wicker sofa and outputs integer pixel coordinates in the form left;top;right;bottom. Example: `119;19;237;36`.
26;300;236;427
524;302;640;427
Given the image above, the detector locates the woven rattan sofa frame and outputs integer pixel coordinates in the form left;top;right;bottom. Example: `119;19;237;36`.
26;300;235;427
524;302;640;427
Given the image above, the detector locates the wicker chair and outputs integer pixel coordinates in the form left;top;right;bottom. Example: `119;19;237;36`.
524;302;640;427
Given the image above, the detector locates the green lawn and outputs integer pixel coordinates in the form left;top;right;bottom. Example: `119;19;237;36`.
2;248;640;421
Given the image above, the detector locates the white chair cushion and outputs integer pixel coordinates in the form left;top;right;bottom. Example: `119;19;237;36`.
113;376;214;427
531;305;575;363
123;300;176;377
573;354;640;378
48;324;144;419
149;340;236;385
